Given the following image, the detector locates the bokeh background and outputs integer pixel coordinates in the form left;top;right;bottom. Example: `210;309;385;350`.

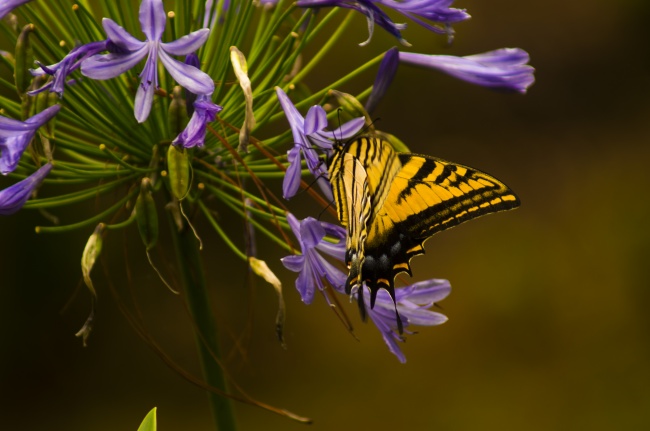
2;0;650;430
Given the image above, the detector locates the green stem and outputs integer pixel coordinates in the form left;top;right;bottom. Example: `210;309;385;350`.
168;212;238;431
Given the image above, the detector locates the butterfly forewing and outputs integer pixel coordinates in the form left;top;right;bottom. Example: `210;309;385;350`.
385;154;520;241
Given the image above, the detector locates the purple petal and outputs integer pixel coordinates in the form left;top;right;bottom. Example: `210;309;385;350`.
0;117;35;137
81;45;148;80
399;48;535;93
286;212;300;236
282;145;303;199
281;254;305;272
0;105;61;174
316;117;365;141
0;0;32;20
395;278;451;303
304;106;328;135
315;175;334;202
295;260;316;304
140;0;166;41
102;18;144;51
0;132;35;174
275;87;306;143
172;95;222;148
162;29;211;56
0;105;60;138
366;47;399;114
0;163;52;215
134;75;156;123
159;50;214;95
300;217;326;248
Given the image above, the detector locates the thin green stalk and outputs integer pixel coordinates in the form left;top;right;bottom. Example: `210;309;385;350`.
167;210;238;431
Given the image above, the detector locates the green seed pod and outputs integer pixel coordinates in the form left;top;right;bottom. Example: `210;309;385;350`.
15;23;35;98
167;144;190;200
135;178;158;251
168;86;188;136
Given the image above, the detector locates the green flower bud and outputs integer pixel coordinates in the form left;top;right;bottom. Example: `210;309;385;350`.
168;86;188;136
167;144;190;200
329;89;371;125
14;23;34;98
135;178;158;251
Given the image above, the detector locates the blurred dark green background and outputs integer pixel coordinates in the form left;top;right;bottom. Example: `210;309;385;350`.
2;0;650;429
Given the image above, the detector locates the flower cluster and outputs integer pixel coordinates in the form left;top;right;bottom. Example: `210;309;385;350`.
0;0;533;416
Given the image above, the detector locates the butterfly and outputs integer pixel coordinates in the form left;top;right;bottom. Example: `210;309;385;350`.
327;135;520;329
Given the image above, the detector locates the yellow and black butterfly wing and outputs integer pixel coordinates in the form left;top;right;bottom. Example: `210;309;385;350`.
329;151;372;294
361;153;520;305
328;137;402;296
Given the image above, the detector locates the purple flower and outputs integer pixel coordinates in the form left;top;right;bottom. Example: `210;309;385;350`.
296;0;469;45
30;41;108;97
0;105;60;175
81;0;214;122
0;0;32;19
275;87;365;200
400;48;535;93
363;279;451;363
365;47;399;114
281;213;348;304
172;94;222;148
0;163;52;215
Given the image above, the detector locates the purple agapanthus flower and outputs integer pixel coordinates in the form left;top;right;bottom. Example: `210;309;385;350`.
172;94;222;148
81;0;214;123
281;213;348;304
0;0;33;19
365;47;399;114
276;87;365;200
0;162;52;215
30;41;108;97
400;48;535;93
296;0;469;45
363;279;451;362
0;105;60;175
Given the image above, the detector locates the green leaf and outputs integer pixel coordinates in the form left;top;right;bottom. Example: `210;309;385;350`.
137;407;157;431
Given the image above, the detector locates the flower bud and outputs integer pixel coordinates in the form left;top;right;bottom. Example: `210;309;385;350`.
135;178;158;251
167;144;190;200
14;23;34;97
329;90;371;125
168;86;188;136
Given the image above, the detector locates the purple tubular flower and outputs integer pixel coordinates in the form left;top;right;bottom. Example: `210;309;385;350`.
183;53;201;116
296;0;469;45
0;163;52;215
275;87;365;200
281;213;348;304
0;0;32;19
0;105;61;175
81;0;214;122
172;94;222;148
400;48;535;93
364;279;451;363
30;41;108;97
365;47;399;114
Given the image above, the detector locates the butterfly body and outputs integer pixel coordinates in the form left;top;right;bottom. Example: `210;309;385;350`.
327;135;520;318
